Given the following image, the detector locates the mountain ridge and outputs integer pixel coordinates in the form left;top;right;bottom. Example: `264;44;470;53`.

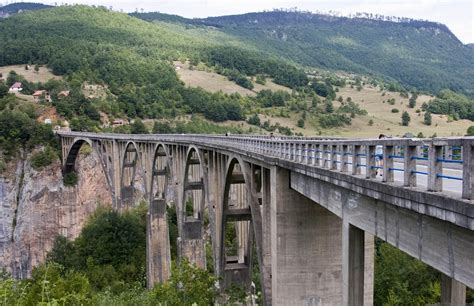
0;2;52;16
132;9;474;96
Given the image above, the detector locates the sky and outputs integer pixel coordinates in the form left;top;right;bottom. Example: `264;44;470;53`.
8;0;474;43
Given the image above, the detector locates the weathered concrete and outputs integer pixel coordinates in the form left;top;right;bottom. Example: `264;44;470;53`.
441;274;466;306
291;171;474;289
146;199;171;288
343;222;364;306
270;167;344;305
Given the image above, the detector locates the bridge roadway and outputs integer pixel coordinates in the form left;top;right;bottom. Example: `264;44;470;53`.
58;131;473;305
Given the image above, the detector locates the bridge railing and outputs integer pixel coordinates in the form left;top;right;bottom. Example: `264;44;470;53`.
223;137;473;200
57;131;474;200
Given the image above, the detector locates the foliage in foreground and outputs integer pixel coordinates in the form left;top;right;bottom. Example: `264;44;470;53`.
374;241;440;305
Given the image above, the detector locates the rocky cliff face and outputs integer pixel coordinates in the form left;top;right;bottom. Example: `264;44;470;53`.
0;150;111;278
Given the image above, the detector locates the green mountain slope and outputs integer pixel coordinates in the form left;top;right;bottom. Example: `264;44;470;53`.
133;10;474;96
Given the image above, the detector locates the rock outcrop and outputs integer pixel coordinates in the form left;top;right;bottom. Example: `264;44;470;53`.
0;150;111;278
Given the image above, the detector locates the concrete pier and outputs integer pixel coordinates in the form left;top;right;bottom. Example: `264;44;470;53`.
270;167;344;304
146;199;171;288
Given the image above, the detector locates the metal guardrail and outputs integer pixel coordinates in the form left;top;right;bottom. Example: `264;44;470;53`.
57;131;474;200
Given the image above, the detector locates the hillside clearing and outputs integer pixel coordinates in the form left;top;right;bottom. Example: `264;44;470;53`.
175;61;291;96
236;85;472;138
0;64;62;83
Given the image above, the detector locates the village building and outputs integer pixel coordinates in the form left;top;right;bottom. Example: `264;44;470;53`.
112;119;127;126
58;90;70;99
32;90;52;103
8;82;22;93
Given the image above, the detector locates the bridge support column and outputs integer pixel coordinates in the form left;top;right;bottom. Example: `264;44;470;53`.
441;274;466;306
270;167;343;305
146;199;171;289
342;223;372;306
177;221;206;269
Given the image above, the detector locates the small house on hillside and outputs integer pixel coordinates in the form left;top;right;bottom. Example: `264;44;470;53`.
58;90;70;99
112;119;128;127
32;90;52;103
9;82;22;93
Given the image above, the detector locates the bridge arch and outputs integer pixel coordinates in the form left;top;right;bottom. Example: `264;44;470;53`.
120;141;146;208
181;145;208;223
219;156;265;296
63;137;93;174
178;145;209;268
149;143;172;203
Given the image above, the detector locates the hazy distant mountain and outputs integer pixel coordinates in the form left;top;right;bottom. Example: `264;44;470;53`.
0;2;52;17
133;10;474;96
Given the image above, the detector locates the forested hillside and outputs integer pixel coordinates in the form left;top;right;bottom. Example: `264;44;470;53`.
134;10;474;96
0;6;312;130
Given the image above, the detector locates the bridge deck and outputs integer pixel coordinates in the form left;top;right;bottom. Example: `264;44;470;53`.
58;131;474;230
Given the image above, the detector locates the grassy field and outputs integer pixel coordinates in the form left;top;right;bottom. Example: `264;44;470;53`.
175;61;291;96
332;85;472;137
0;64;62;83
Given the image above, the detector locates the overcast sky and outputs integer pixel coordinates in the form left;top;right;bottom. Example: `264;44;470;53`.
12;0;474;43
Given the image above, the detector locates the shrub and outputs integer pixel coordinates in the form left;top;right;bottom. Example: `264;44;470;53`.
0;158;6;173
131;119;148;134
391;108;399;113
424;112;432;126
319;114;351;128
151;260;219;305
297;118;305;128
255;75;266;85
368;119;374;126
31;146;57;170
79;144;92;156
247;114;261;126
64;171;78;187
466;126;474;136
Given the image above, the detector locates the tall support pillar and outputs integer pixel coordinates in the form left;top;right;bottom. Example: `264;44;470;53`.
261;167;272;305
364;233;374;306
342;222;365;306
270;166;343;305
441;274;466;306
146;199;171;288
112;140;122;210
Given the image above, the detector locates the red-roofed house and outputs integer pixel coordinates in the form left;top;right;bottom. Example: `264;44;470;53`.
32;90;52;103
9;82;22;93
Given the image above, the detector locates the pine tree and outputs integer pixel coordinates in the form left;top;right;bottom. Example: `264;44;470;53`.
401;111;410;126
423;111;432;125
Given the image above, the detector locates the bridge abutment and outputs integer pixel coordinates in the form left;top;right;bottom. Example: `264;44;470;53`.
270;166;344;304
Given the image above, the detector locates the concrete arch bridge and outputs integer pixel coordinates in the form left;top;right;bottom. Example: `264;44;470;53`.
58;131;474;305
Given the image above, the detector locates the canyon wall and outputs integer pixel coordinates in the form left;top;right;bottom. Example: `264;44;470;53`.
0;150;111;278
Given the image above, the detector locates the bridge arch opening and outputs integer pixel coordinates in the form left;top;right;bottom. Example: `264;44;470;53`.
120;141;143;208
178;146;209;269
219;157;264;296
182;146;206;222
63;138;93;174
150;143;172;203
